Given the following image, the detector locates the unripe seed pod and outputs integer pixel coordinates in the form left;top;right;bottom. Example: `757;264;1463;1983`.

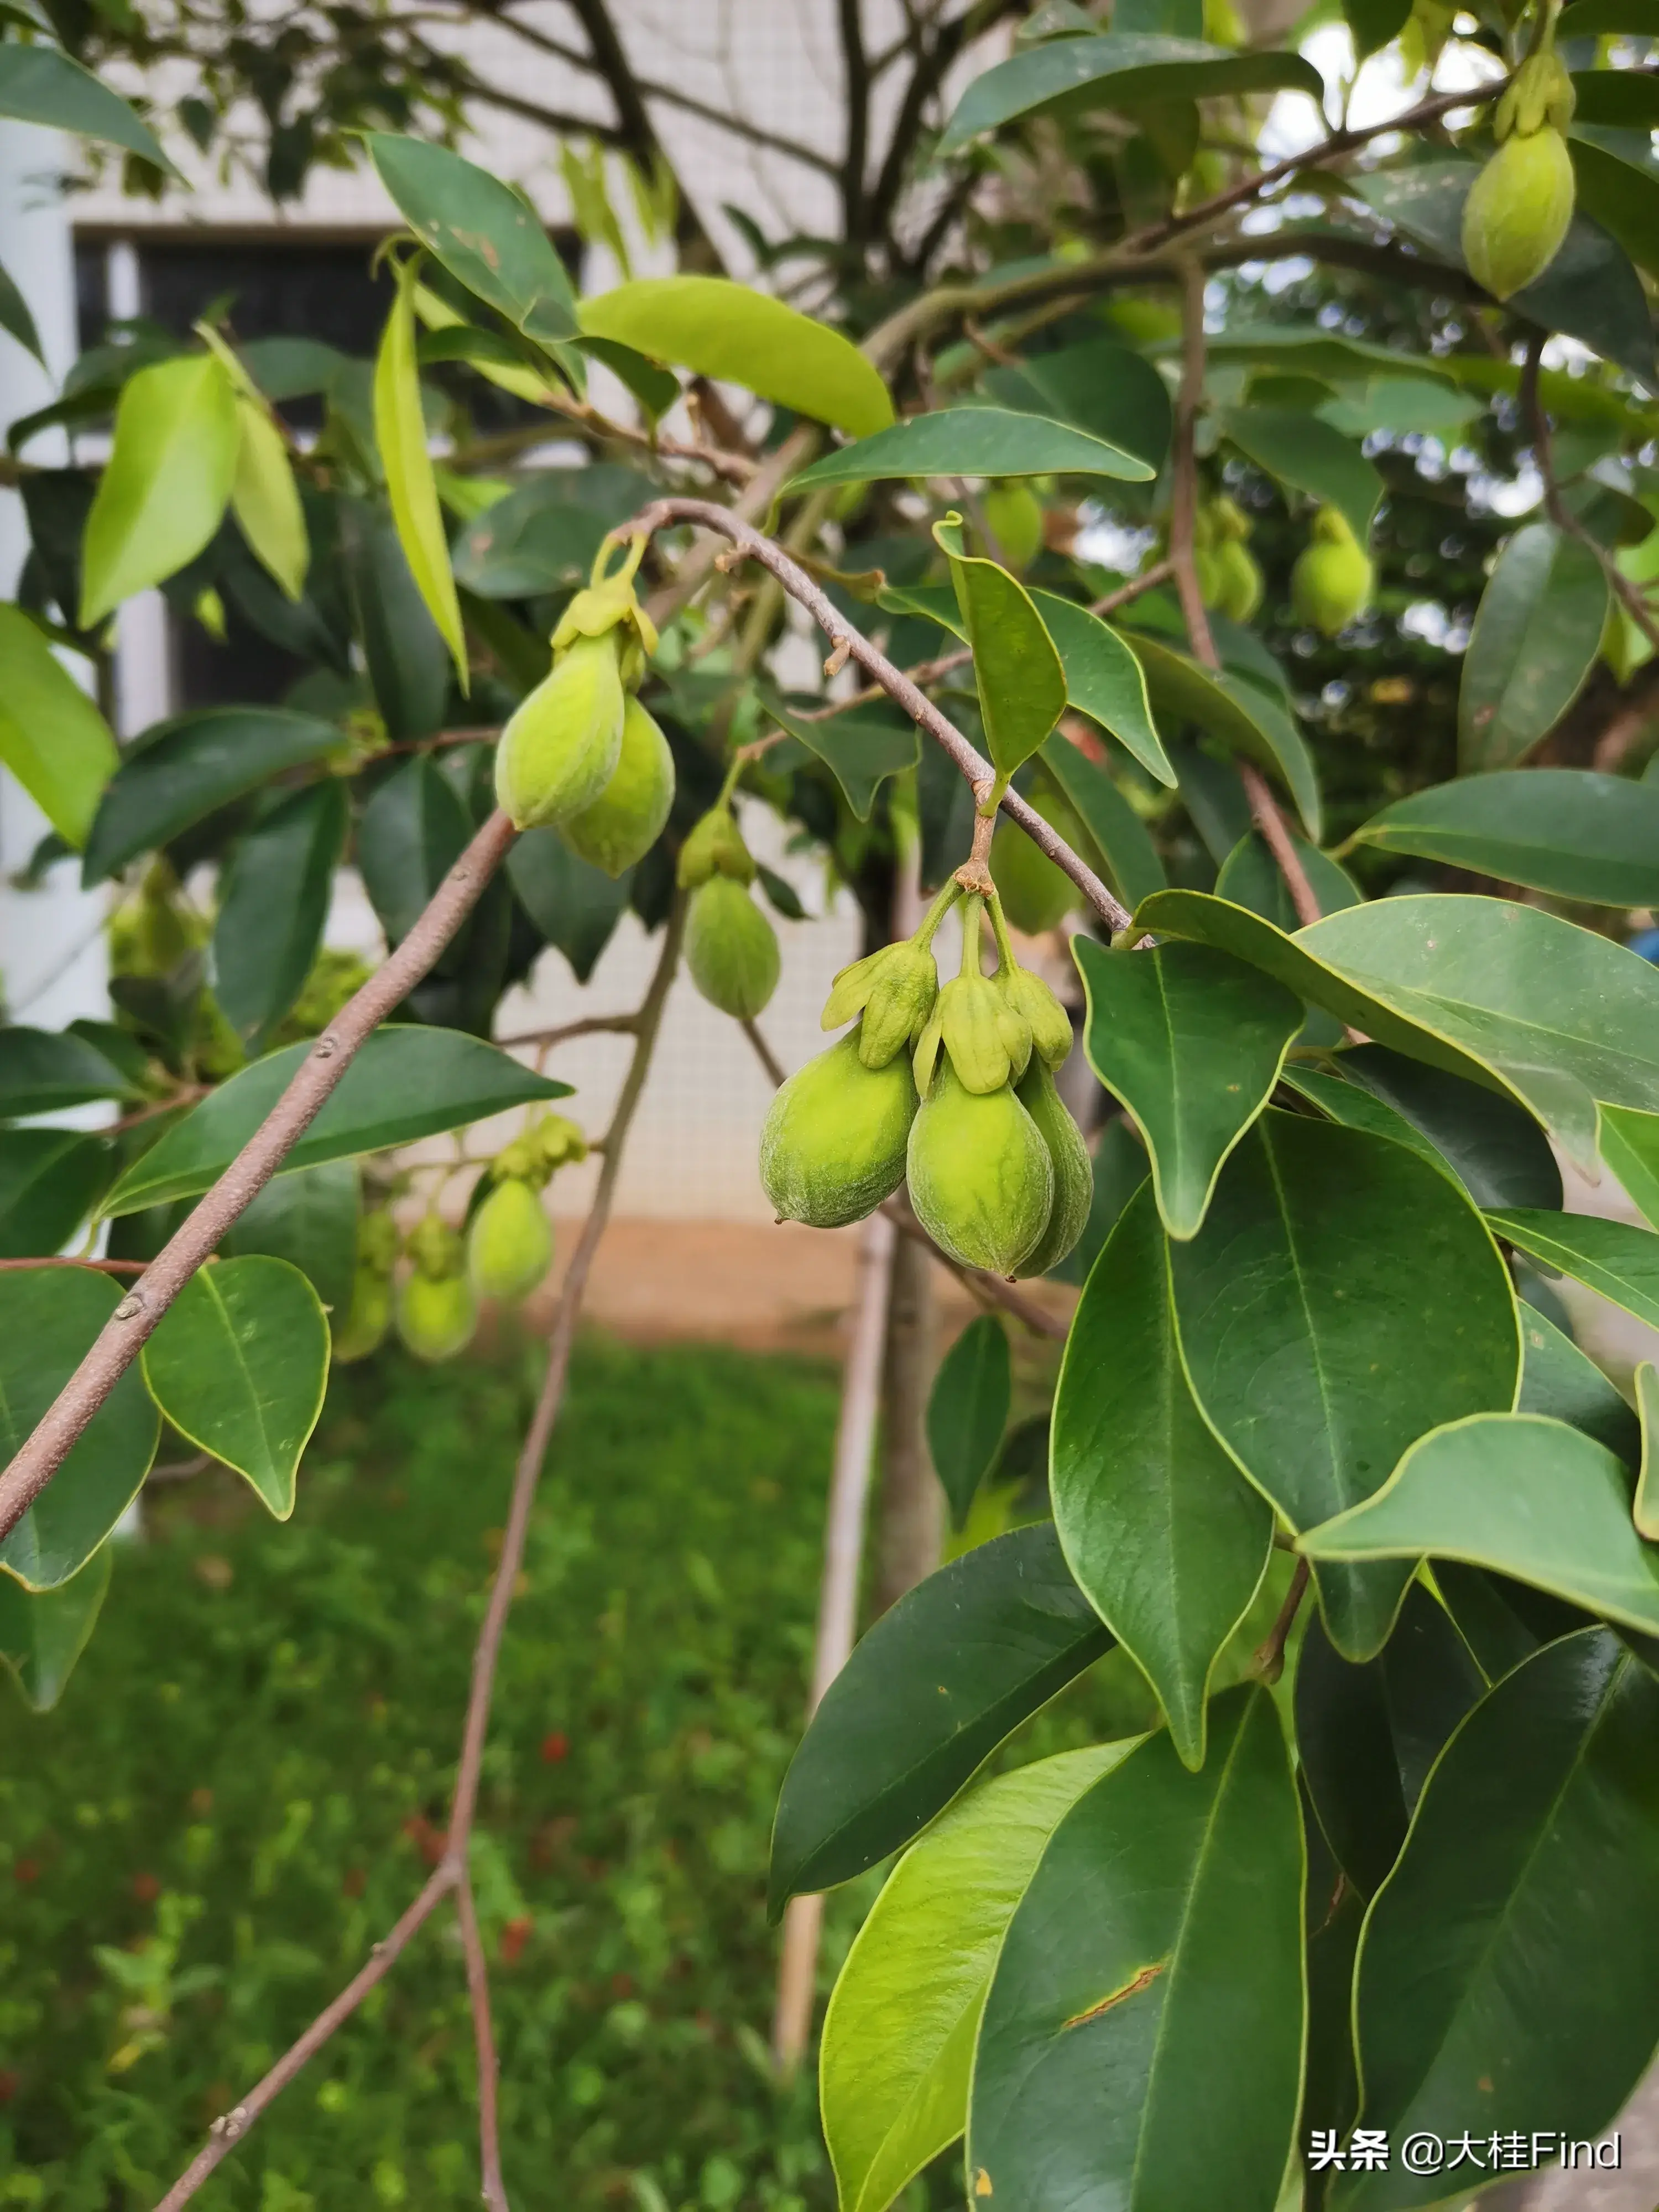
1213;539;1264;624
1462;125;1575;302
396;1270;478;1363
981;482;1045;575
1209;495;1251;544
1291;507;1374;637
1010;1059;1093;1279
532;1113;588;1172
906;1062;1054;1276
938;970;1032;1095
992;802;1078;936
332;1266;392;1364
685;875;780;1019
760;1029;917;1228
406;1211;466;1282
822;938;938;1067
468;1176;554;1304
561;695;676;878
494;633;625;831
998;965;1073;1070
677;802;755;889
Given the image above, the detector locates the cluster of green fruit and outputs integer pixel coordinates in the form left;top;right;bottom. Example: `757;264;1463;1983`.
333;1114;586;1364
1194;495;1264;624
1462;45;1577;302
760;874;1091;1279
677;799;781;1020
493;535;675;877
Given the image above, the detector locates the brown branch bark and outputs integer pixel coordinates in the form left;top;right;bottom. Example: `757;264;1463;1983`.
495;1013;641;1051
0;1256;147;1275
0;810;520;1547
628;499;1134;932
457;1878;509;2212
153;901;685;2211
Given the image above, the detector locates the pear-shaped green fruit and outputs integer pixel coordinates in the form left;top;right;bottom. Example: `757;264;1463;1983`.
906;1063;1053;1275
937;970;1031;1095
468;1176;554;1304
982;482;1045;575
332;1266;392;1364
1011;1060;1092;1278
998;965;1072;1069
494;632;624;830
561;695;675;877
1291;509;1374;638
1462;126;1575;302
686;876;780;1019
992;806;1077;936
396;1270;478;1363
676;802;754;888
1212;539;1264;623
760;1030;917;1228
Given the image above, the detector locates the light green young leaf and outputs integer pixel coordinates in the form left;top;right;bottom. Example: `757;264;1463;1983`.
229;395;308;600
822;1746;1129;2212
789;406;1153;490
366;134;579;342
142;1256;328;1518
581;275;894;437
933;517;1066;783
1072;937;1301;1240
1052;1183;1272;1766
1488;1207;1659;1333
1458;524;1608;771
373;259;468;686
0;1542;112;1713
1353;769;1659;906
1634;1363;1659;1541
79;352;238;628
0;606;117;848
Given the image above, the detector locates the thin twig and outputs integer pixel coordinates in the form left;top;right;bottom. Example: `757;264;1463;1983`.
494;1014;641;1050
0;810;519;1548
1254;1557;1310;1684
0;1256;148;1275
107;1089;209;1137
153;903;685;2211
457;1879;509;2212
627;500;1133;933
740;1017;788;1089
1521;336;1659;658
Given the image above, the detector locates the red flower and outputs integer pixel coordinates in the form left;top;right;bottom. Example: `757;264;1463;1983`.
540;1730;569;1763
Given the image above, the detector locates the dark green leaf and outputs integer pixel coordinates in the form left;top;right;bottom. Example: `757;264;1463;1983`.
357;756;470;951
218;1159;359;1321
939;33;1323;154
577;334;680;421
789;407;1155;491
1215;830;1360;934
1457;525;1608;770
0;1268;158;1590
1323;1043;1563;1212
1488;1207;1659;1333
1343;0;1412;58
0;41;169;165
212;782;346;1047
1222;407;1382;546
1430;1561;1542;1685
1124;632;1320;838
927;1314;1012;1529
0;1129;109;1256
1027;592;1171;784
342;499;451;742
768;1525;1112;1914
1168;1111;1521;1659
1561;0;1659;29
506;828;634;983
1519;1303;1640;1464
1073;937;1301;1239
82;708;343;886
1281;1063;1452;1180
936;518;1067;783
366;135;578;342
1598;1103;1659;1229
754;864;806;922
0;1027;129;1119
1053;1185;1272;1765
1037;733;1166;909
1569;126;1659;276
968;1686;1303;2212
1331;1632;1659;2211
764;695;920;821
0;252;43;364
1353;768;1659;904
451;483;608;598
985;340;1172;474
101;1027;570;1217
1571;67;1659;127
0;1541;111;1712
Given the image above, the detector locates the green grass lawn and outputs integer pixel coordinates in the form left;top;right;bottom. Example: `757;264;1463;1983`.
0;1334;1154;2212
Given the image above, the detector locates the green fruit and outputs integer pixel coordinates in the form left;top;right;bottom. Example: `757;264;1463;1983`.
1291;508;1374;638
760;1030;917;1228
1462;125;1575;302
357;1209;401;1274
998;965;1072;1070
906;1063;1054;1276
1212;539;1264;624
822;938;938;1067
992;807;1077;935
685;877;780;1019
1011;1060;1093;1279
676;802;756;889
561;695;675;877
493;632;624;831
332;1266;392;1364
982;482;1045;575
395;1271;478;1363
468;1176;554;1304
936;970;1031;1095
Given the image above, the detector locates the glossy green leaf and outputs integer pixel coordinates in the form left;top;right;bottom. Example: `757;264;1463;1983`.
1037;734;1166;910
1322;1044;1562;1213
357;756;470;951
374;262;467;685
0;255;42;366
1027;592;1171;784
102;1027;570;1217
0;1129;108;1258
789;407;1154;491
1331;1631;1659;2212
0;1268;159;1590
1124;632;1320;839
1168;1111;1521;1659
1595;1102;1659;1230
142;1256;327;1518
939;32;1323;153
81;707;343;886
927;1314;1011;1530
343;498;450;743
1295;1584;1484;1901
228;390;308;600
1561;0;1659;29
1053;1184;1272;1765
1519;1303;1640;1464
0;1541;111;1712
1343;0;1412;58
218;1159;358;1322
1215;830;1360;933
1073;937;1301;1240
822;1746;1128;2212
1489;1207;1659;1334
366;135;578;343
1569;126;1659;277
764;695;921;821
0;1026;128;1119
985;339;1172;475
937;519;1067;783
0;606;116;849
1222;408;1381;546
768;1525;1113;1914
79;352;238;628
212;782;347;1047
1457;525;1608;771
968;1685;1303;2212
1634;1363;1659;1540
451;484;608;599
0;41;169;165
1354;768;1659;905
1571;66;1659;126
506;830;633;983
1281;1063;1451;1184
581;276;893;438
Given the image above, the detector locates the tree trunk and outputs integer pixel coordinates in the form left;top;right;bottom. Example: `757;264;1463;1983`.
873;1228;941;1616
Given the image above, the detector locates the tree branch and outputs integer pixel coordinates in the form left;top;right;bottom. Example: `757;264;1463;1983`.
627;499;1133;931
0;810;519;1546
838;0;872;244
1522;335;1659;658
457;1877;509;2212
